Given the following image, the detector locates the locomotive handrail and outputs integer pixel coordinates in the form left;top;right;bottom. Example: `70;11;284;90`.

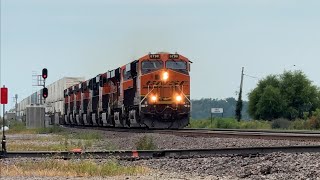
178;86;191;104
140;85;155;105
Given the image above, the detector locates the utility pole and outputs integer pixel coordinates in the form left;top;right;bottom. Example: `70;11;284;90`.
235;67;244;122
15;94;18;120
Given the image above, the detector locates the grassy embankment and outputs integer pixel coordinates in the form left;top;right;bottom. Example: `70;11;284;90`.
5;121;157;151
188;117;271;129
4;121;105;151
188;117;320;130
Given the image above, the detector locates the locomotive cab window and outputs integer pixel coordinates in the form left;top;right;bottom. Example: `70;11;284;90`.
123;69;132;81
141;61;163;74
166;60;188;74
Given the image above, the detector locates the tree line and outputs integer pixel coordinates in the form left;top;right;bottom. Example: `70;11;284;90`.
191;97;250;120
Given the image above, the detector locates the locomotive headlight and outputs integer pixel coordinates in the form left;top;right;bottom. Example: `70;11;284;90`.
176;95;182;102
151;95;157;102
162;71;169;81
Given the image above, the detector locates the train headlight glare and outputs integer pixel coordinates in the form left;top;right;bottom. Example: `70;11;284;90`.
162;72;169;81
151;95;157;102
176;95;182;102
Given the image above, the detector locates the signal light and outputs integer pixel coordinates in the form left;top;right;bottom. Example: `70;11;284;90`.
42;68;48;79
162;71;169;81
42;88;48;98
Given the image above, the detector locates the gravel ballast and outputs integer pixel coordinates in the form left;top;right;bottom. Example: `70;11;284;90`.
1;152;320;179
126;152;320;179
68;128;320;150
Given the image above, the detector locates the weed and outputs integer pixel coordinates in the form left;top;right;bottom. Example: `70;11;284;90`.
36;125;64;134
0;159;148;177
71;132;102;140
7;143;76;151
135;135;157;150
104;142;118;150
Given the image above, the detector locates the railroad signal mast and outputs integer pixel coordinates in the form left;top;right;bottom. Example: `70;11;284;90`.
42;68;48;100
32;68;49;103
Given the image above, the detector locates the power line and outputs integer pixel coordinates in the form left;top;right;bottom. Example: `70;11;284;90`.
243;74;259;79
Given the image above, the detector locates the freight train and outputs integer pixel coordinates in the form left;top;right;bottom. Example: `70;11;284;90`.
62;52;191;129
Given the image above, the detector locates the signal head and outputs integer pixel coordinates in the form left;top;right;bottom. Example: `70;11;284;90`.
42;68;48;79
42;88;48;98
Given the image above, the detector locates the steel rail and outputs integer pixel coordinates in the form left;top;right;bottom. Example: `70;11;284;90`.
184;128;320;134
64;125;320;141
64;125;320;135
2;145;320;159
156;130;320;141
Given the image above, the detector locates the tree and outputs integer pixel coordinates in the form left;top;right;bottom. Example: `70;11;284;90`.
248;70;320;120
256;85;285;120
248;75;280;119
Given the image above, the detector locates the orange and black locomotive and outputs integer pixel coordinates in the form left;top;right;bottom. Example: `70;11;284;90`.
63;52;191;129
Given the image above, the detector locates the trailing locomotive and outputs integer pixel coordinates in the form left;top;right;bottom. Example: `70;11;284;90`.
63;52;191;129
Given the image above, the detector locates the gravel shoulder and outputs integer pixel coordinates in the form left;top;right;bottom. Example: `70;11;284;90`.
2;152;320;179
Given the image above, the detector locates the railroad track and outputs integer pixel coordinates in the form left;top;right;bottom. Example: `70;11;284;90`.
2;145;320;159
158;129;320;141
64;125;320;141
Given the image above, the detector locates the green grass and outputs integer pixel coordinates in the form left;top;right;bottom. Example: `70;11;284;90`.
188;118;272;129
188;117;320;130
7;143;77;151
36;125;64;134
70;131;103;140
6;121;65;134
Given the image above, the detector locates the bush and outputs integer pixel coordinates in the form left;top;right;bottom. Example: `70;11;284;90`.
188;118;212;128
216;118;239;129
239;120;271;129
135;135;157;150
289;119;308;130
8;121;27;133
271;118;291;129
307;116;320;129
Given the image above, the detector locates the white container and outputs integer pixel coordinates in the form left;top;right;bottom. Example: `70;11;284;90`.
17;77;85;117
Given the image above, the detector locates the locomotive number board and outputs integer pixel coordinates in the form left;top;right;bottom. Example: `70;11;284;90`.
149;54;161;59
148;54;180;59
169;54;179;59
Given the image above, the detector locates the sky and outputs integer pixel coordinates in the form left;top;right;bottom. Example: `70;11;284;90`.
1;0;320;110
